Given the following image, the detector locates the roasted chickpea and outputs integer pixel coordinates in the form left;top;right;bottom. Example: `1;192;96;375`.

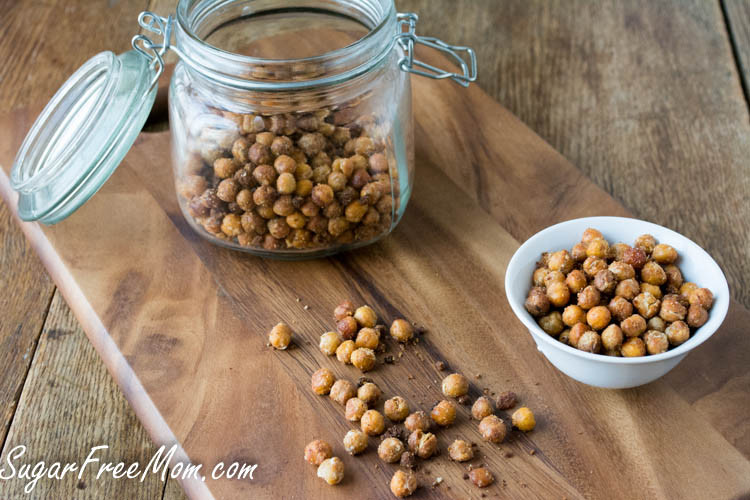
616;278;641;300
337;316;358;340
583;256;608;278
351;348;376;372
496;390;518;410
640;282;663;299
343;429;368;455
666;320;691;345
546;281;571;308
608;296;633;322
664;264;683;292
565;269;588;294
357;382;382;405
431;400;457;427
543;270;566;288
407;430;438;459
345;397;368;421
385;397;411;422
577;331;602;353
214;157;239;179
571;242;588;262
330;379;356;405
562;305;586;327
390;470;418;498
558;329;571;345
360;409;386;436
641;261;667;286
319;331;342;356
538;311;564;336
601;324;624;351
390;319;414;343
216;178;240;202
334;299;355;320
659;296;687;322
305;439;333;466
622;247;648;270
581;228;603;245
621;336;646;357
511;407;536;431
311;368;336;395
311;184;334;207
317;457;344;485
471;396;494;420
687;304;708;328
644;330;669;355
594;269;617;294
448;439;474;462
469;467;494;488
577;285;601;310
612;242;631;261
548;250;574;273
532;267;551;287
336;340;355;364
633;292;660;319
634;234;657;255
442;373;469;398
479;415;506;443
609;261;635;281
621;314;647;337
568;323;590;348
378;437;406;463
652;243;678;264
404;411;431;433
221;214;243;237
586;238;610;258
647;316;667;332
269;323;292;349
355;327;380;350
586;306;611;330
680;282;699;298
688;288;714;310
353;305;377;327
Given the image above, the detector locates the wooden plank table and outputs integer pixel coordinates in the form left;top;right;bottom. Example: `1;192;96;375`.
1;1;749;498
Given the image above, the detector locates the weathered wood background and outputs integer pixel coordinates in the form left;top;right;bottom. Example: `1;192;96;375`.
0;1;748;498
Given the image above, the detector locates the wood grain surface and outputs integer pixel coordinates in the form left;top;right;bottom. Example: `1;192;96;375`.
0;1;749;499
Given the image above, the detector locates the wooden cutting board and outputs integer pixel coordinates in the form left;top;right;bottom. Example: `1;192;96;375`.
1;51;749;499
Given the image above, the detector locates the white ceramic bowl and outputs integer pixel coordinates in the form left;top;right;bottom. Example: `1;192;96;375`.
505;217;729;389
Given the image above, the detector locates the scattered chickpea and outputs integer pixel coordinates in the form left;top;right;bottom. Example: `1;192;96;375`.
621;314;647;337
496;390;518;410
334;299;355;321
319;331;341;355
644;330;669;355
390;470;418;498
511;407;536;432
304;440;332;466
355;327;380;350
546;281;571;308
343;429;368;455
351;347;376;372
330;379;356;405
337;316;358;340
361;409;386;436
353;305;377;327
316;457;344;485
384;397;411;422
431;400;457;427
479;415;507;443
469;467;494;488
666;320;691;345
471;396;494;420
268;323;292;350
621;337;646;357
404;411;431;433
345;397;368;421
577;331;602;353
538;311;564;336
390;319;414;342
336;340;356;364
601;324;624;351
448;439;474;462
586;306;611;330
378;437;406;463
311;368;336;395
357;382;382;405
407;430;438;459
441;373;469;398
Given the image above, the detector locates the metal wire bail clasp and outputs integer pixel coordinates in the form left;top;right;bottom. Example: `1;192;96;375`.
396;13;477;87
132;12;174;90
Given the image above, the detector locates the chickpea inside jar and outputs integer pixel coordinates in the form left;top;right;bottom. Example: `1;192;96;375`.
9;0;475;256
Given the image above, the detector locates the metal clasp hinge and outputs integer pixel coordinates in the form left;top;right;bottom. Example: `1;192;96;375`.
132;12;174;90
396;13;477;88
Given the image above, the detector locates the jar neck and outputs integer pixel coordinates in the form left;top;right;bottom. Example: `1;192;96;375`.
174;0;398;91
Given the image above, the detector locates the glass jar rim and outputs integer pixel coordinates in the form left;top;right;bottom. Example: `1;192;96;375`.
174;0;398;90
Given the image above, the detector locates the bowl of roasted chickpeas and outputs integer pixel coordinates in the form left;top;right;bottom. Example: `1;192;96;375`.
504;217;729;389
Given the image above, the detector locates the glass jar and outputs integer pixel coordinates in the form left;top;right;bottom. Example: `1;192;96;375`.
10;0;476;259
